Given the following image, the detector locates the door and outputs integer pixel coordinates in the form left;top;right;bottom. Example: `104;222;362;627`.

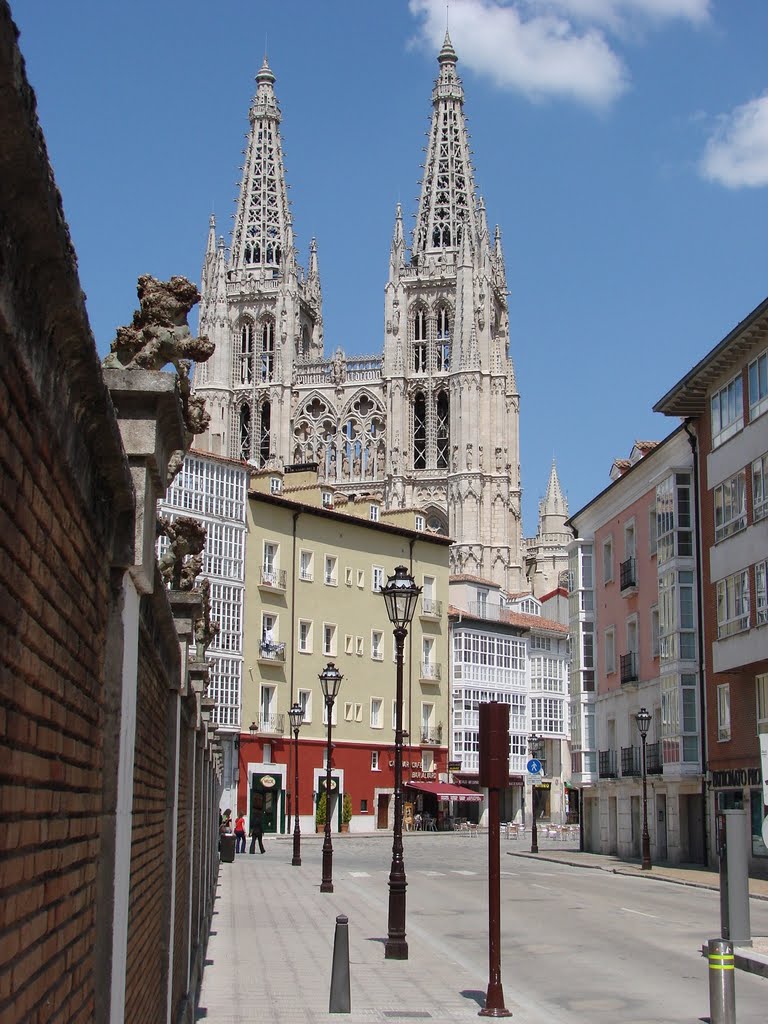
608;796;618;854
657;793;668;861
251;775;282;834
377;793;390;829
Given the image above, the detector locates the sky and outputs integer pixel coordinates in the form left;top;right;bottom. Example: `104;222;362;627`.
10;0;768;536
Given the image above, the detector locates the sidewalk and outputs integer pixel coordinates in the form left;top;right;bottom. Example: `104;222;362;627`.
197;835;537;1024
505;843;768;978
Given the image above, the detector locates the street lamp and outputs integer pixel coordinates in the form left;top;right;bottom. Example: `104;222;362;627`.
528;733;544;854
319;662;343;893
636;707;652;871
380;565;422;960
288;702;304;867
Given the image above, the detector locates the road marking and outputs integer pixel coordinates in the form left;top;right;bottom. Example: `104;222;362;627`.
531;883;555;891
349;871;370;877
451;869;476;875
621;907;657;918
422;870;445;876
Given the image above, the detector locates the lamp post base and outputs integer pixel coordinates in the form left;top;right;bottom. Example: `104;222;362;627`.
384;939;408;960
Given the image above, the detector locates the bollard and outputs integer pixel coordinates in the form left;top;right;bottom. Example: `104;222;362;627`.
329;914;351;1014
707;938;735;1024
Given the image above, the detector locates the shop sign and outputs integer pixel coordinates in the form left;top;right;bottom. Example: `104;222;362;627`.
319;777;338;791
411;771;437;781
711;767;760;789
760;735;768;806
447;761;462;772
261;775;277;788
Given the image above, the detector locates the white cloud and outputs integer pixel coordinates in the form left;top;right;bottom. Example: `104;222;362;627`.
409;0;711;109
409;0;628;108
700;93;768;188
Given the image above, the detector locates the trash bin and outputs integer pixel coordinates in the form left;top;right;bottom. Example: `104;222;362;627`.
220;833;236;863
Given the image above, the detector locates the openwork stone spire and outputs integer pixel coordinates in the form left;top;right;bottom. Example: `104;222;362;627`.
413;30;479;256
230;56;292;272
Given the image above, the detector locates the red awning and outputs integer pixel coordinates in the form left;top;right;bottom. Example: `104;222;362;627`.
405;781;482;802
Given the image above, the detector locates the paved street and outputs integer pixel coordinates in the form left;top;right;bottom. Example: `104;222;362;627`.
198;832;768;1023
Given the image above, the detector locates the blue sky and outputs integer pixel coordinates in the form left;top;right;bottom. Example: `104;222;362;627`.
11;0;768;535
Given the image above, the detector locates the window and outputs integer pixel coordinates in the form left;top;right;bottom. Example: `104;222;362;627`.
345;566;353;587
322;700;337;726
714;470;747;542
602;538;613;583
269;476;282;494
298;620;312;654
422;750;435;773
371;698;383;728
323;623;337;657
299;550;313;582
260;318;275;381
757;561;767;626
372;566;384;592
749;349;768;420
371;750;380;770
757;675;768;734
239;320;254;384
605;628;616;675
261;613;277;646
355;703;363;722
717;683;731;741
391;700;398;729
371;630;383;660
356;636;364;657
357;569;365;589
415;515;425;532
711;374;743;448
436;307;450;370
656;473;693;563
716;570;750;638
651;605;660;658
648;505;657;556
531;697;564;734
298;689;311;723
344;634;353;655
413;391;427;469
262;541;278;582
624;521;636;560
753;452;768;523
321;490;333;508
370;505;379;522
324;555;338;586
344;702;353;722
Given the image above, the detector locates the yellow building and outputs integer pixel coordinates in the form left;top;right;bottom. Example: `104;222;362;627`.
237;465;452;836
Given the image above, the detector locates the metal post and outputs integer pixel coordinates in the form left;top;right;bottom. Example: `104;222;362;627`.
530;784;538;854
291;723;301;867
321;696;334;893
640;733;652;870
707;938;735;1024
329;914;351;1014
385;626;408;959
480;785;511;1017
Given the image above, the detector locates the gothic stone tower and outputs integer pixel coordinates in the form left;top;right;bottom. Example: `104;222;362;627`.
193;35;525;590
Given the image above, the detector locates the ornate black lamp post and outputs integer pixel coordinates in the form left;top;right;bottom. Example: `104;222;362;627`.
528;733;544;854
289;702;304;867
319;662;343;893
380;565;421;960
636;707;652;870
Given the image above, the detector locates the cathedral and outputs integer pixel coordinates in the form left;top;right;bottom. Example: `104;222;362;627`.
192;32;568;594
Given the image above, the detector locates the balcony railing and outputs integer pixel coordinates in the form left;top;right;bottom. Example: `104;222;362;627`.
620;557;637;591
420;597;443;618
621;745;641;777
646;741;663;775
251;713;284;735
419;662;442;681
258;641;286;663
598;749;618;779
620;652;638;684
420;725;443;745
259;565;287;590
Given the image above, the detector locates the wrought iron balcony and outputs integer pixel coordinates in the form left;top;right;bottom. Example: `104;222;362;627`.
620;652;638;684
598;749;618;779
620;557;637;591
258;641;286;663
646;741;663;775
420;597;443;618
251;713;285;735
259;565;287;590
621;745;641;777
420;725;443;745
419;662;442;681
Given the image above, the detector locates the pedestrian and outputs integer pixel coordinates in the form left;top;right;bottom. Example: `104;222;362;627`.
234;810;247;853
249;812;265;854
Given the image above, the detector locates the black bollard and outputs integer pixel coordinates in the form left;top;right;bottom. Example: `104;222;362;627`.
329;914;351;1014
707;938;735;1024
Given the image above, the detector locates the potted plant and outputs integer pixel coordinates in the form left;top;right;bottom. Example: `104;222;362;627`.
341;793;352;833
315;790;327;833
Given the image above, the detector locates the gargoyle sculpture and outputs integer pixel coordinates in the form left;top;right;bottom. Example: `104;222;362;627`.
157;514;207;591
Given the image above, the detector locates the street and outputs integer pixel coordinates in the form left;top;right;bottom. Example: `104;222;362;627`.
325;833;768;1023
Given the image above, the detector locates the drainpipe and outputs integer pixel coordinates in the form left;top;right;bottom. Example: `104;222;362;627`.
407;539;416;786
684;418;709;867
289;511;300;704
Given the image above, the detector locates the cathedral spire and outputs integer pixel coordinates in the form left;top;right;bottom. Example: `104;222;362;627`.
412;34;479;257
539;459;569;531
230;55;293;274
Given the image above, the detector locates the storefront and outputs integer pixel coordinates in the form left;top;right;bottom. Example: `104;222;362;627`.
405;780;483;830
711;767;767;866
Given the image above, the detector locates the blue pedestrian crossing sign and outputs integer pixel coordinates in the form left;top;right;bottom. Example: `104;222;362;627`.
527;758;542;775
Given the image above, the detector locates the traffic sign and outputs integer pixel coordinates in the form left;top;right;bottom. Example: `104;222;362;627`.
527;758;542;775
